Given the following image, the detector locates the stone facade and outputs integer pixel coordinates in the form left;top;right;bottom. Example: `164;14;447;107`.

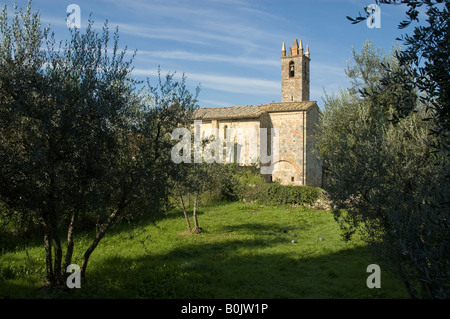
193;39;323;187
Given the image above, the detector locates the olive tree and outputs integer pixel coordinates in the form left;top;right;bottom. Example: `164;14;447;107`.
0;2;141;286
143;69;200;232
315;41;449;298
343;0;450;298
0;2;198;287
348;0;449;154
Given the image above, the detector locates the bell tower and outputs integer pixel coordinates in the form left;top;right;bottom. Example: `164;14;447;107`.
281;38;310;102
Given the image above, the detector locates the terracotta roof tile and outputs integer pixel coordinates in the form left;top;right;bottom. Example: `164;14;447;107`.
193;101;317;120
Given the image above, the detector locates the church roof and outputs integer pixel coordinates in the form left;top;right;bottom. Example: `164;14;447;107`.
193;101;317;120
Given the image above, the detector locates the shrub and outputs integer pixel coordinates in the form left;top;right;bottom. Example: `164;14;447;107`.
230;168;323;206
263;184;322;206
231;167;266;203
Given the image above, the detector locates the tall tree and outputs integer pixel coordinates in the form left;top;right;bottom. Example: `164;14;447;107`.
0;2;140;286
344;0;450;298
347;0;449;155
315;41;449;299
0;2;198;287
144;69;200;232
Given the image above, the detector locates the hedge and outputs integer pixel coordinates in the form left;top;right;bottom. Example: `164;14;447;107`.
239;182;323;206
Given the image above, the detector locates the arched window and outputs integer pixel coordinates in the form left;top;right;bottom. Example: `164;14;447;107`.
289;61;295;77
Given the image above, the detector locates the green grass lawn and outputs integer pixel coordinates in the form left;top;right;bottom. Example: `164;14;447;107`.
0;201;409;299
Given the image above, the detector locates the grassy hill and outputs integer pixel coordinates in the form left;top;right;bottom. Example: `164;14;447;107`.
0;201;409;299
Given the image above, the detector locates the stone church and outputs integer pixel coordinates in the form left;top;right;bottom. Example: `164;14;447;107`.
193;39;323;187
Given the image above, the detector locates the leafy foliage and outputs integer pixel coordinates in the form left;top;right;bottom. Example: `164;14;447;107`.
344;0;450;298
347;0;450;155
0;2;198;287
315;41;449;299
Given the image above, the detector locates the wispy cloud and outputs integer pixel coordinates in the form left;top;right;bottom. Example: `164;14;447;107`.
187;72;279;96
135;50;279;67
96;0;285;51
113;23;208;45
199;99;235;108
132;67;279;96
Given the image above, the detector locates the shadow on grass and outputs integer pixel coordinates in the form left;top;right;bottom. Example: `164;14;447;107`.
71;237;408;299
0;233;44;254
0;204;409;299
218;222;312;237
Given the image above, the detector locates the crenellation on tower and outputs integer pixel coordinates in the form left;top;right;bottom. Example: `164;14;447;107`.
291;39;299;55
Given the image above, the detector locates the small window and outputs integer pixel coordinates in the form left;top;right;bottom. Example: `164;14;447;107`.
289;61;295;77
291;177;295;182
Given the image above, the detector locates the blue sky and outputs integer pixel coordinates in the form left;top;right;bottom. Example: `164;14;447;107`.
5;0;415;109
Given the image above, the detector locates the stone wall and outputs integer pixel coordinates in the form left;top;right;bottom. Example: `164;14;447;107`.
195;106;323;187
268;111;305;185
197;118;261;165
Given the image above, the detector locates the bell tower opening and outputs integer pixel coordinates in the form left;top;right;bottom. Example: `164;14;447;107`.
289;61;295;78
